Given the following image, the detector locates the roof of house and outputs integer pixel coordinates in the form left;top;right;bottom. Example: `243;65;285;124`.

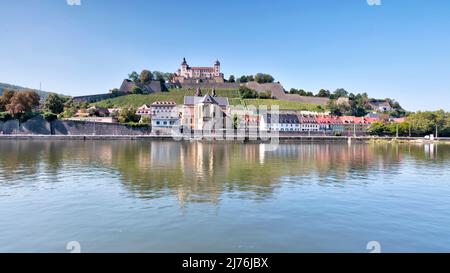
198;94;219;104
369;101;391;108
316;115;343;124
184;95;229;107
339;116;377;124
299;115;318;123
151;101;177;106
266;114;300;124
138;104;151;109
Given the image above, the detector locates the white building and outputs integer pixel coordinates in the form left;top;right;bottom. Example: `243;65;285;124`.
261;114;301;132
138;101;180;128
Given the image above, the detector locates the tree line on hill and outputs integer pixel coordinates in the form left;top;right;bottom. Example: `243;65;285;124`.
238;86;273;99
128;70;175;84
227;73;276;84
287;87;406;118
125;70;278;86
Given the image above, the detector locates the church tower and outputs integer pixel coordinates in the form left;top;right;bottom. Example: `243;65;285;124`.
181;57;189;77
214;60;221;77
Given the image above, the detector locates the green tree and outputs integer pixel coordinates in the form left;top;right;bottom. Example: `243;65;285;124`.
6;90;40;118
332;88;349;99
128;71;140;83
255;73;275;84
228;75;236;83
350;93;369;117
290;88;307;96
316;89;331;97
118;107;141;124
386;99;406;118
43;93;65;114
60;107;77;119
386;122;410;136
140;70;153;83
140;115;151;124
153;71;166;83
328;99;352;116
258;91;272;99
110;88;121;96
0;89;15;111
368;122;387;136
239;86;258;99
132;86;143;94
406;110;450;137
238;75;248;83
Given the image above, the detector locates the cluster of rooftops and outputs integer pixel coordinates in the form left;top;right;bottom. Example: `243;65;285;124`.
138;95;379;126
266;114;378;125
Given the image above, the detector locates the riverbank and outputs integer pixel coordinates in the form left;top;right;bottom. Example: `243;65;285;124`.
1;134;449;144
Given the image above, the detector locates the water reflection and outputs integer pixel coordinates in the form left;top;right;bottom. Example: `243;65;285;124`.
0;140;449;204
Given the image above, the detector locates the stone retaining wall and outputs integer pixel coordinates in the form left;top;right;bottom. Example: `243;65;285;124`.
0;117;150;136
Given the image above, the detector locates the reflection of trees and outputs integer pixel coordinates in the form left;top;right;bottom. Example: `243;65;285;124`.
1;140;450;205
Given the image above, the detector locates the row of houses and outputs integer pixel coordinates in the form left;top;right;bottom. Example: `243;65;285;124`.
260;114;378;133
133;91;379;134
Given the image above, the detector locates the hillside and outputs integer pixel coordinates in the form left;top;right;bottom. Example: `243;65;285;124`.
0;82;61;100
91;88;327;112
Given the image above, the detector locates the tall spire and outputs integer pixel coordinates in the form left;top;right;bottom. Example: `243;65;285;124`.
182;57;187;65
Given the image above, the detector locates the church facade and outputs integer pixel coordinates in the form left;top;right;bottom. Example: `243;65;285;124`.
174;58;225;83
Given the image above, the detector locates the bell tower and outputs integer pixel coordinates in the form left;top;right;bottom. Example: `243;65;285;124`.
214;60;221;76
181;57;189;77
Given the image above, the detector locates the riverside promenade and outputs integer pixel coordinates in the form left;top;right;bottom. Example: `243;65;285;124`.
1;134;449;144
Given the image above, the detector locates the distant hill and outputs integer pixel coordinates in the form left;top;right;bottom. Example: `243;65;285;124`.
0;82;65;100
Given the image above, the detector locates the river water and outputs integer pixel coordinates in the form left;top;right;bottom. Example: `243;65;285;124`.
0;140;449;252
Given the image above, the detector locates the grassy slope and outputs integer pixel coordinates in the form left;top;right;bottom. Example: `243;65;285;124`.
93;89;241;108
242;99;326;111
92;88;327;112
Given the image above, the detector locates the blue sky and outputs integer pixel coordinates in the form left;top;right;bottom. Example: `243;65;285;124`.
0;0;449;111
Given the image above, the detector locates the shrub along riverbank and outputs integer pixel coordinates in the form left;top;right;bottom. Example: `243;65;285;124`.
368;110;450;137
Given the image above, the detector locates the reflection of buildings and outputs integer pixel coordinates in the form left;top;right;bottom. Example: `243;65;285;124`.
5;141;445;207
